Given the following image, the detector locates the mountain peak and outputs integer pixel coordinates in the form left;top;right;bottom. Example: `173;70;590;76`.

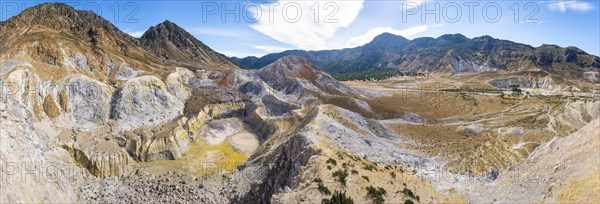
162;20;175;25
30;2;70;10
370;33;409;45
472;35;496;42
6;2;110;29
142;20;190;40
22;2;75;14
140;20;237;68
255;55;360;97
158;20;183;30
276;55;312;65
0;2;135;51
259;56;322;81
272;56;319;72
437;33;469;43
362;33;410;50
375;32;405;39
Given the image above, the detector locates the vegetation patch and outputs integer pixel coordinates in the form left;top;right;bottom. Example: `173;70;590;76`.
363;164;377;171
362;175;370;181
366;185;387;204
401;187;420;201
321;191;354;204
332;169;349;185
314;178;331;195
326;158;337;166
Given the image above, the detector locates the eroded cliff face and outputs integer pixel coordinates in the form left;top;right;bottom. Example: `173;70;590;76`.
111;75;184;130
0;58;327;201
0;78;84;203
3;67;114;129
58;129;133;178
239;134;317;203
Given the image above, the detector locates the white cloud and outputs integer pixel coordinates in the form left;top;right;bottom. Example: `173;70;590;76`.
548;1;594;12
249;0;364;50
126;30;145;38
251;45;291;53
346;24;442;47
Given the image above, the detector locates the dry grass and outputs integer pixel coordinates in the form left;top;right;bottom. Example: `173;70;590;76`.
345;80;574;176
273;147;467;204
365;92;511;120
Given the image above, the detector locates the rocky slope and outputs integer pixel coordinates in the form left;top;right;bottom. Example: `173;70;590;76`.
0;78;84;202
234;33;600;82
466;118;600;203
139;20;238;69
0;2;165;82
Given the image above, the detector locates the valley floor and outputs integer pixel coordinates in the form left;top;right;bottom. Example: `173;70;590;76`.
337;74;600;203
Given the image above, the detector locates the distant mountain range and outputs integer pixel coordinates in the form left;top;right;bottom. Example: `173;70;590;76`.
233;33;600;81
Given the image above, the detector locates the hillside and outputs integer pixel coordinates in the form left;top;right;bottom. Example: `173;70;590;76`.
234;33;600;82
139;20;238;69
0;2;239;80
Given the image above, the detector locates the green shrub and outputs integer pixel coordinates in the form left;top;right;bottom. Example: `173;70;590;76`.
337;152;344;159
314;177;331;195
332;170;349;185
351;169;359;174
362;175;370;181
326;158;337;166
366;185;387;204
363;164;376;171
402;187;415;198
511;86;523;95
404;199;414;204
390;172;396;178
321;191;354;204
318;182;331;195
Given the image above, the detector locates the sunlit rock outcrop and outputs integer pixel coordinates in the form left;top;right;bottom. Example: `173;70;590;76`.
111;76;184;130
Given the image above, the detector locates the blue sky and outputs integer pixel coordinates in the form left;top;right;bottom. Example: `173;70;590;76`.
2;0;599;57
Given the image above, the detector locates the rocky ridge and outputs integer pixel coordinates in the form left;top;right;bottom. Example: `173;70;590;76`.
234;33;600;84
139;20;238;69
